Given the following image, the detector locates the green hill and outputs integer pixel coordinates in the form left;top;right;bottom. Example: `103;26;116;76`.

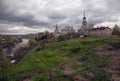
1;38;120;81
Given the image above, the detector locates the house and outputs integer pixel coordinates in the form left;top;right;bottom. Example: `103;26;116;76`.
88;27;112;37
61;25;75;34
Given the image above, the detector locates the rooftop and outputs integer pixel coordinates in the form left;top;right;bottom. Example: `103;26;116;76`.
90;27;111;31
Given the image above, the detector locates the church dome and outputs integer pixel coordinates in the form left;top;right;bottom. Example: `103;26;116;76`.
83;17;86;19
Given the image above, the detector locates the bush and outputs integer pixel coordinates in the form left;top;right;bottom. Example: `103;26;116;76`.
70;46;80;53
0;74;11;81
29;39;38;46
0;58;12;73
0;45;3;56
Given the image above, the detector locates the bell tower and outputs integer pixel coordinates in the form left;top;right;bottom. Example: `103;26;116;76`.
82;11;87;26
78;11;88;34
53;24;60;37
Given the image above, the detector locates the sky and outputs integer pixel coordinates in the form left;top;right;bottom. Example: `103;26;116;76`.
0;0;120;34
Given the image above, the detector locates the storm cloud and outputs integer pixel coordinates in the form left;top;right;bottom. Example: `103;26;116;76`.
0;0;120;34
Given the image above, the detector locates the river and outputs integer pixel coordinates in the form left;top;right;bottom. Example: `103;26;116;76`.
3;39;29;56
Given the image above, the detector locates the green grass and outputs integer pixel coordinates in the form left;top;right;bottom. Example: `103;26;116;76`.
80;52;111;67
13;48;62;72
33;73;48;81
2;37;120;81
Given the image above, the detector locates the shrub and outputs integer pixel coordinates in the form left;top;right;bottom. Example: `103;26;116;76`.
0;74;10;81
70;46;80;53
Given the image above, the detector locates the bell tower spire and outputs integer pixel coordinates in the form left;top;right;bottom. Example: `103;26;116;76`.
78;11;89;34
53;24;60;37
84;11;85;17
82;11;87;25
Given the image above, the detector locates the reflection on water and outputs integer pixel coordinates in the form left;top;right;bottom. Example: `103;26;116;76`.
3;39;29;55
12;39;29;53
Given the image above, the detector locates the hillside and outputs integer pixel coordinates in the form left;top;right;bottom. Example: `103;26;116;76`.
1;38;120;81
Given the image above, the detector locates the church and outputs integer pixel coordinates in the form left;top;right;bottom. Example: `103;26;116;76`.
53;24;75;37
78;12;112;37
53;12;112;37
53;24;60;37
78;12;94;35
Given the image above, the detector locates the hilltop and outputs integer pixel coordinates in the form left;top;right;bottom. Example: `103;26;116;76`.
0;37;120;81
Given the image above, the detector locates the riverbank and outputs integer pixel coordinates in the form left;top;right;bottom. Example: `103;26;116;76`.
2;39;29;64
3;39;29;55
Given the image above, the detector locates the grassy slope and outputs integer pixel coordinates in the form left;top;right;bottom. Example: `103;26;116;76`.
13;38;95;72
3;37;120;81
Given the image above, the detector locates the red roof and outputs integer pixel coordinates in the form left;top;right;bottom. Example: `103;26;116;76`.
89;27;111;31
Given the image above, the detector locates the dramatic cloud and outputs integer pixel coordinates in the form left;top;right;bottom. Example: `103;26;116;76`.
0;0;120;34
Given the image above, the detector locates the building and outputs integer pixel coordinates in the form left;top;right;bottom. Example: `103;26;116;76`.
78;12;88;34
53;24;76;37
78;12;94;35
88;27;112;37
61;25;75;34
53;24;60;37
88;24;94;30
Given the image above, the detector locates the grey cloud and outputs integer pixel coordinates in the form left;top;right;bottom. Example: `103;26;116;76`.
106;0;120;10
0;0;120;34
0;0;50;27
48;13;66;20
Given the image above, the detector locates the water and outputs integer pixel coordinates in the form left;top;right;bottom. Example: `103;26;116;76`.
11;39;29;53
3;39;29;55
